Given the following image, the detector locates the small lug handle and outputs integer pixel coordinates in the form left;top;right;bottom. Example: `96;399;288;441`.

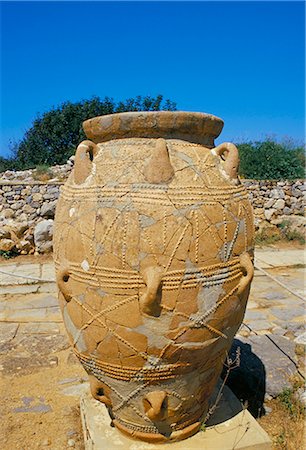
140;266;164;317
144;138;174;184
212;142;239;180
57;267;72;302
238;253;254;295
74;140;98;184
143;391;167;421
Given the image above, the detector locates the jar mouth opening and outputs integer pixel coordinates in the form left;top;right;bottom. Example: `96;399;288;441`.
83;111;224;148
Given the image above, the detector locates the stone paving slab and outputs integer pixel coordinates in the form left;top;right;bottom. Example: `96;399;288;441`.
255;248;305;269
0;293;61;323
248;271;305;307
233;335;299;398
0;328;69;375
0;263;55;285
18;322;62;335
0;293;59;310
0;282;56;296
243;266;305;336
41;263;56;281
1;354;59;375
0;306;61;323
0;263;40;285
0;262;54;282
12;396;52;414
295;332;306;345
0;322;19;343
263;267;305;298
0;261;56;296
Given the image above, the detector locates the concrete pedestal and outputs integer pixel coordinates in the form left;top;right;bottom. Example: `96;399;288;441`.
80;384;272;450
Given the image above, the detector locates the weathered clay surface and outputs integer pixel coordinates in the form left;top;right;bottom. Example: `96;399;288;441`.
53;111;254;443
0;177;304;256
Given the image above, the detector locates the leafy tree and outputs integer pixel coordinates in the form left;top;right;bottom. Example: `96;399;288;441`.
11;95;177;169
0;156;13;172
237;140;305;180
3;98;305;182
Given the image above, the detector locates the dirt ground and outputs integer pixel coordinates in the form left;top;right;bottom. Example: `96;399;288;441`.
259;395;305;450
1;349;86;450
2;354;305;450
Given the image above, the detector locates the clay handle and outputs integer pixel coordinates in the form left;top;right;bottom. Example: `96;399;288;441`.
57;267;72;302
143;391;167;421
144;138;174;184
238;253;254;295
212;142;239;180
89;375;112;407
140;266;164;317
74;140;98;184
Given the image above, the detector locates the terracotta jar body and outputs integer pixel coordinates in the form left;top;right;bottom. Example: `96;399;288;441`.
53;112;254;443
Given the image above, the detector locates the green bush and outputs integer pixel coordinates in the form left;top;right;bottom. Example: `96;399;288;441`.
2;103;305;181
237;140;305;180
9;95;177;170
278;387;302;418
0;249;19;259
0;156;14;172
33;164;54;181
278;220;305;244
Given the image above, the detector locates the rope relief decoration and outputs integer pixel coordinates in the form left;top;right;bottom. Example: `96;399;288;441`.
53;111;254;443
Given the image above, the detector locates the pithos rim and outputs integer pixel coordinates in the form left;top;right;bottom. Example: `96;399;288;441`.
83;111;224;148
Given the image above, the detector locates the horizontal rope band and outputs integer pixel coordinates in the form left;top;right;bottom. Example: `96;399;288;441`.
75;349;191;382
62;182;246;195
113;410;202;434
55;258;243;291
60;189;248;205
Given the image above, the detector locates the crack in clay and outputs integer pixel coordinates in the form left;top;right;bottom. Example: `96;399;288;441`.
135;313;173;349
54;118;254;443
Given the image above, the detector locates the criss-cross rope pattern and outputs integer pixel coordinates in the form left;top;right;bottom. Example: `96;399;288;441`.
54;138;254;434
61;269;242;434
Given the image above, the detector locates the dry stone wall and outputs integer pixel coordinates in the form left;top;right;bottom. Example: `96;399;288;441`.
243;180;305;223
0;163;305;255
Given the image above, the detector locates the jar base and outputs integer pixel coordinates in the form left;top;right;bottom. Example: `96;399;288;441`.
113;419;202;443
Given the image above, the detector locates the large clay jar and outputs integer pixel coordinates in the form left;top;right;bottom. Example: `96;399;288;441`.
53;111;254;443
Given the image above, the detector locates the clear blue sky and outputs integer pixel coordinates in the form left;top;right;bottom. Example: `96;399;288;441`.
1;1;305;157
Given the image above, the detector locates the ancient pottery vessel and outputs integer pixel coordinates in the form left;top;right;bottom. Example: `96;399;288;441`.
53;111;254;443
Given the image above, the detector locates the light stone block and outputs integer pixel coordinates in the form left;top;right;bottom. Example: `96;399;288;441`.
255;249;305;269
80;385;272;450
